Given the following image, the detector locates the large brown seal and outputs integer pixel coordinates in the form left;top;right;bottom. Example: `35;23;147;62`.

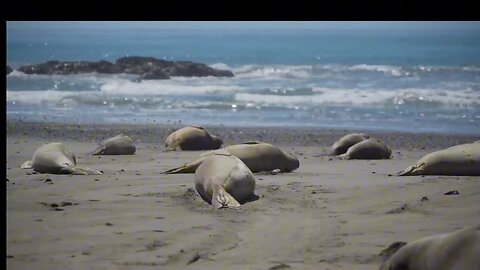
91;134;136;155
21;142;102;175
164;125;223;151
379;225;480;270
331;133;370;155
398;142;480;176
162;141;300;174
338;138;391;160
194;153;256;209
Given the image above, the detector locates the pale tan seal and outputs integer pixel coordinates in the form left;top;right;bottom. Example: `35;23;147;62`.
338;138;391;160
379;225;480;270
330;133;370;155
164;125;223;151
21;142;102;175
162;141;300;174
194;153;256;209
398;142;480;176
91;134;136;155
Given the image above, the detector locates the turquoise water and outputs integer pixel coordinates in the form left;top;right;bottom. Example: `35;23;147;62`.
6;25;480;134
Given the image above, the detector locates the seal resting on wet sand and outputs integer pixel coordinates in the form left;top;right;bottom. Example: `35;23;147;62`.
164;125;223;151
330;133;370;155
21;142;102;175
397;142;480;176
91;134;136;155
338;138;391;160
194;152;256;209
162;141;300;174
379;225;480;270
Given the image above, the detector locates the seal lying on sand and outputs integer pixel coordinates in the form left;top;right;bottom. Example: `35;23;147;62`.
379;225;480;270
164;126;223;151
194;153;256;209
398;142;480;176
330;133;370;155
91;134;136;155
162;141;300;174
338;138;391;160
21;142;102;175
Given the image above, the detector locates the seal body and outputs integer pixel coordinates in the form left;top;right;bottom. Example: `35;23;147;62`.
339;138;391;160
398;143;480;176
91;134;136;155
331;133;370;155
21;142;102;175
379;225;480;270
194;154;256;208
162;141;299;174
164;126;223;151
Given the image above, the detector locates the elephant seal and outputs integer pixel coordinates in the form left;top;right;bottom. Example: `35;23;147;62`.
164;125;223;151
194;153;256;209
331;133;370;155
398;142;480;176
379;225;480;270
91;134;136;155
21;142;102;175
338;138;391;160
162;141;300;174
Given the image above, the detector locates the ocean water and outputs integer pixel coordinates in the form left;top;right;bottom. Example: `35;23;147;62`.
6;26;480;134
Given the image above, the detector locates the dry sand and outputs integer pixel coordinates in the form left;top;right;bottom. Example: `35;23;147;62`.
6;121;480;270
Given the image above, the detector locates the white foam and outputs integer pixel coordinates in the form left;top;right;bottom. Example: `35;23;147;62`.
235;88;480;107
350;64;404;76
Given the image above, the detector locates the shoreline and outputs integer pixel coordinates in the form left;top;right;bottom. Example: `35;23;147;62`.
7;119;479;150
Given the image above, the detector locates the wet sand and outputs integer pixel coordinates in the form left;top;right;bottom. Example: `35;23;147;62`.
6;120;480;270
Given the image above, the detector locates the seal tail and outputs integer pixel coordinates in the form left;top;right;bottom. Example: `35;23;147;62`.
21;160;33;169
337;153;349;160
211;184;241;209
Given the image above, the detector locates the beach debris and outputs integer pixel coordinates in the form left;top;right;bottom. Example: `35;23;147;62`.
420;196;429;202
105;222;113;226
444;190;460;195
269;263;291;269
187;253;201;265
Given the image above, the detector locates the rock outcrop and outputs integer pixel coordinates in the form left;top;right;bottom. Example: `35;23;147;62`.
16;56;234;80
7;65;13;75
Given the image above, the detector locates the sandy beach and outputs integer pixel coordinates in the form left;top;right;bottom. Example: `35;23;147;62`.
6;120;480;270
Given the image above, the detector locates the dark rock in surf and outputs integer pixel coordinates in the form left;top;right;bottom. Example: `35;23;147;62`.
7;65;13;75
17;56;234;79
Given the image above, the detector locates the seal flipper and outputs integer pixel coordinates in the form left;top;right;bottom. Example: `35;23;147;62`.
161;158;207;174
397;163;424;176
91;145;106;155
66;166;103;175
211;184;241;209
21;160;33;169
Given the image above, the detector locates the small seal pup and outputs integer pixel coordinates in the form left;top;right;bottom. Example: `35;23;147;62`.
330;133;370;155
164;125;223;151
21;142;102;175
194;152;256;209
398;142;480;176
379;225;480;270
162;141;300;174
338;138;391;160
91;134;136;155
